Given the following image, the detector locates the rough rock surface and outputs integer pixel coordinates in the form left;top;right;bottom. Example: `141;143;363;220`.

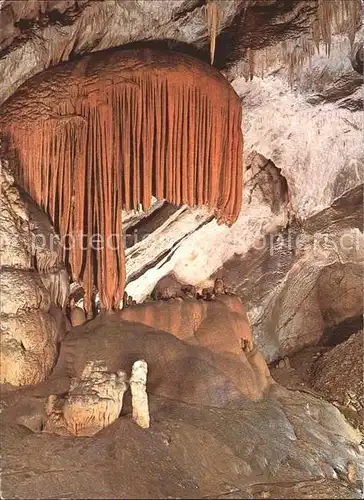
124;170;362;362
217;187;363;360
44;361;129;436
0;310;59;385
0;164;32;268
1;303;363;498
125;151;289;303
310;331;364;415
1;364;363;499
270;328;363;433
0;159;68;385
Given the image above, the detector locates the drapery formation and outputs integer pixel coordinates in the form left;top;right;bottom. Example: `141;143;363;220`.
0;48;243;312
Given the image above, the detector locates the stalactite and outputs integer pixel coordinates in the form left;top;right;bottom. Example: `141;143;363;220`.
206;0;220;65
248;48;255;81
297;0;360;81
0;48;243;312
313;0;361;56
241;0;361;86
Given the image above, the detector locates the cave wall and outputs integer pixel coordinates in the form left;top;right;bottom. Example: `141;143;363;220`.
0;0;362;361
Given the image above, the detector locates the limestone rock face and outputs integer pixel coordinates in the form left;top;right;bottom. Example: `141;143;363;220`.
0;160;68;386
0;166;31;268
20;189;69;309
1;310;59;386
44;361;129;436
2;354;363;499
120;293;254;357
125;152;289;304
0;1;321;105
224;192;363;361
122;32;363;360
310;331;364;413
0;267;51;315
122;151;362;361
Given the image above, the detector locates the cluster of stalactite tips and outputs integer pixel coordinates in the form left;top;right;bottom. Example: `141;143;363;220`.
0;48;243;312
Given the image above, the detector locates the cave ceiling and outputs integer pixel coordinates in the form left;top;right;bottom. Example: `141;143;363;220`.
1;0;354;103
0;1;317;61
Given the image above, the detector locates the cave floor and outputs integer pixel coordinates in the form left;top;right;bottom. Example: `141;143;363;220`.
1;377;363;499
270;335;364;434
1;318;363;499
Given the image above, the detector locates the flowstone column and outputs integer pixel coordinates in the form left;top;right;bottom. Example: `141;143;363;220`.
0;158;68;386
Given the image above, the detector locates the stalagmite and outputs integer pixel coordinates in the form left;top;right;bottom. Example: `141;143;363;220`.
43;361;129;436
130;359;150;429
0;48;243;311
64;362;129;436
69;297;87;327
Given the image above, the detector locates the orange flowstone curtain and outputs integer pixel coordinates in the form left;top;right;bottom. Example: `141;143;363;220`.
0;48;243;312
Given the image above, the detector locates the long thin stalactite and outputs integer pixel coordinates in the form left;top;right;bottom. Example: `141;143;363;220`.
0;48;243;312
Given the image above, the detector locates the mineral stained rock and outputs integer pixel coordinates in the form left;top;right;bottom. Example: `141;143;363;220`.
0;47;243;312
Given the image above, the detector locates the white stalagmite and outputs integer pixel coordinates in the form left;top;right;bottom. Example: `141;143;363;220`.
63;361;129;436
130;359;150;429
44;361;129;436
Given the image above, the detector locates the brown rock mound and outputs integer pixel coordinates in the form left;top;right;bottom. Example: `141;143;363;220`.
57;300;273;406
120;293;253;358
